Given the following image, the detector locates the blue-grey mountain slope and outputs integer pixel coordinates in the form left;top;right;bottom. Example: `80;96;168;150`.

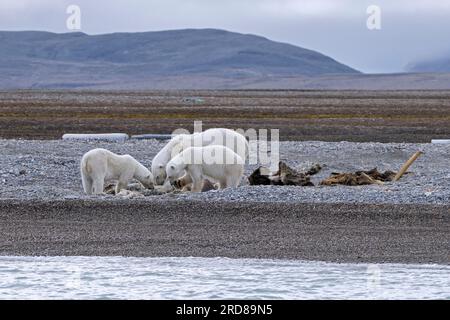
0;29;359;88
406;56;450;73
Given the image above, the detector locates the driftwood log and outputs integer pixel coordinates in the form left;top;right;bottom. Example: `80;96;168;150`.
393;151;423;182
248;161;321;186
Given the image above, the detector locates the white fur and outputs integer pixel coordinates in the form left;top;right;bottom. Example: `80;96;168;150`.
80;148;153;195
151;128;248;185
166;145;244;192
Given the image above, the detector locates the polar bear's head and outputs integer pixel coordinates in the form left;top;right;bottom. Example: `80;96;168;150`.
152;134;189;185
152;163;166;185
166;161;185;184
140;173;154;189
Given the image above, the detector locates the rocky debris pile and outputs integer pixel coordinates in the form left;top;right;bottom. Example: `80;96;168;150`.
248;162;322;186
320;168;396;186
319;150;423;186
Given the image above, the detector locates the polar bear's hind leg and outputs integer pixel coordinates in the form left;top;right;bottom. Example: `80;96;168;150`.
81;173;93;194
81;158;94;194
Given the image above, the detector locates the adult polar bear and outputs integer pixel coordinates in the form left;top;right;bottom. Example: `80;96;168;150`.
166;145;244;192
81;148;153;194
151;128;248;185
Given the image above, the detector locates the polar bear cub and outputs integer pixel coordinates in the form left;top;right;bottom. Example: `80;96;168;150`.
80;148;153;195
166;145;244;192
152;128;248;185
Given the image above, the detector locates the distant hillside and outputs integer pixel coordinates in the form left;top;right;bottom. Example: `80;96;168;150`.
406;56;450;73
0;29;360;89
1;29;449;90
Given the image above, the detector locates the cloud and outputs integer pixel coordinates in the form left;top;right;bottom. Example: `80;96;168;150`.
258;0;344;16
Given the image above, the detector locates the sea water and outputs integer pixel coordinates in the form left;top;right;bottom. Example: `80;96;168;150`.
0;256;448;299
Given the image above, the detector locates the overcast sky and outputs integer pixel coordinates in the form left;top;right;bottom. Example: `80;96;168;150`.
1;0;449;73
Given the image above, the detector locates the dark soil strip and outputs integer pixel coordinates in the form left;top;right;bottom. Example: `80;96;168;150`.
0;199;448;264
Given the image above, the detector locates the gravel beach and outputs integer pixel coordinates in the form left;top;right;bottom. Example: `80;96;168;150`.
0;139;448;263
1;139;449;204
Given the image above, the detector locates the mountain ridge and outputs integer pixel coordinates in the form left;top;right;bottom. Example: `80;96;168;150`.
0;28;360;89
2;29;450;89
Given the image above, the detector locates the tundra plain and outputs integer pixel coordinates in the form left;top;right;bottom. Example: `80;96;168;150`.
1;90;450;142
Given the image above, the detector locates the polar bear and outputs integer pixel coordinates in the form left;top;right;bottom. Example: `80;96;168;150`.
151;128;248;185
80;148;153;195
165;145;244;192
